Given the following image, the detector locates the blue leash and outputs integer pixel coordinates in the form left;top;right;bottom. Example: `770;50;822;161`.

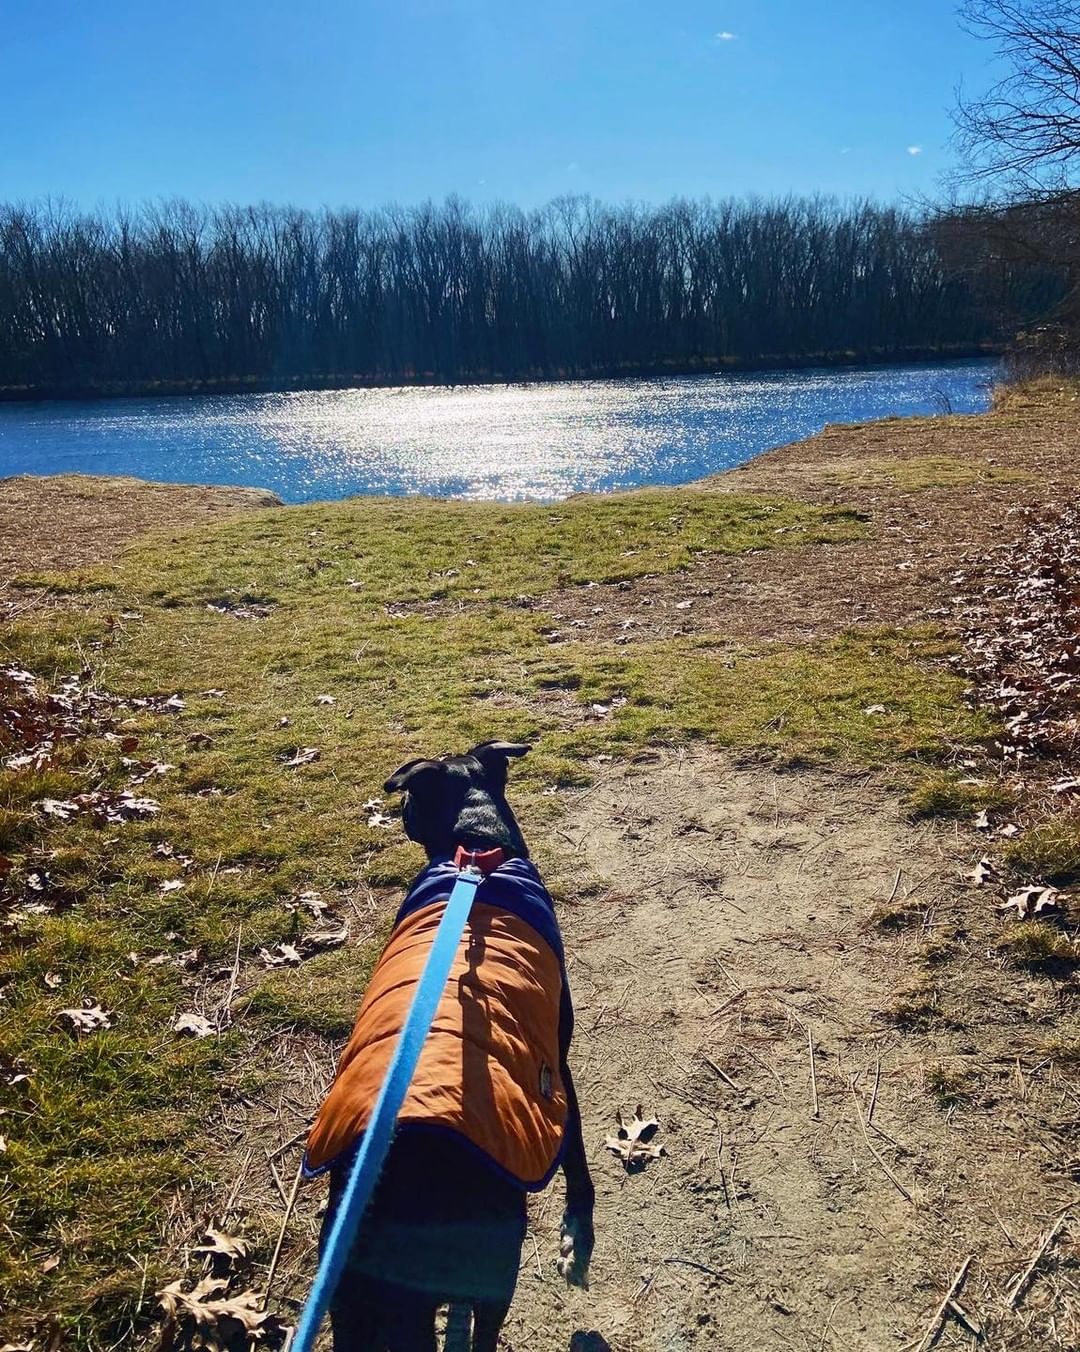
290;864;484;1352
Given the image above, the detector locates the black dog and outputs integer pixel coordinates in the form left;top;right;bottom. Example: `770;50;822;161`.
306;741;594;1351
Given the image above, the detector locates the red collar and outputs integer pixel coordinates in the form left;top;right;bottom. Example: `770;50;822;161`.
452;844;507;875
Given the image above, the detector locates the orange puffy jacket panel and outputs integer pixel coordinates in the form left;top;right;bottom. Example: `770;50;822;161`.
306;865;568;1190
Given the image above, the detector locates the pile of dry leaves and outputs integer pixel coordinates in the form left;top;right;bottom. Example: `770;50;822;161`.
951;505;1080;773
948;505;1080;930
158;1228;287;1352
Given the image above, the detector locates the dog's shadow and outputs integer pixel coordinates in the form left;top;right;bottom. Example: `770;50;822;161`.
569;1334;612;1352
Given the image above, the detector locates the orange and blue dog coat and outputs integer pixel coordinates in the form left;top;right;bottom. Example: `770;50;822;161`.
305;855;568;1190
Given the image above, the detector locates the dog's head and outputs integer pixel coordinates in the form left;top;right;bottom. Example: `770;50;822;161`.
383;740;532;860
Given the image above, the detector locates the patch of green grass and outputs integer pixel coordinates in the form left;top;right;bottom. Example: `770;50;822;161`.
904;769;1015;819
824;455;1034;492
0;914;231;1339
98;490;866;609
531;626;995;767
997;921;1078;970
241;945;383;1039
924;1063;974;1108
1003;810;1080;885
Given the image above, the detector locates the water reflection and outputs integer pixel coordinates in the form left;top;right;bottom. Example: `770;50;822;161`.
0;361;994;503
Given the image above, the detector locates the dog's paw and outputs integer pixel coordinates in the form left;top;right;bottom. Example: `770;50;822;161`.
556;1208;594;1288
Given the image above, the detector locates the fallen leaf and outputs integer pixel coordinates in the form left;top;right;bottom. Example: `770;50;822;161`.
280;746;320;767
361;797;383;812
43;972;62;989
0;1135;6;1152
157;1277;285;1349
258;943;302;969
172;1012;215;1038
38;798;79;820
973;809;991;830
59;1003;114;1035
1051;778;1080;795
193;1227;250;1265
202;689;226;698
314;694;336;706
1001;885;1060;919
162;695;186;712
863;704;888;715
605;1105;665;1171
996;823;1020;838
160;879;185;893
299;924;349;955
40;1254;60;1273
113;793;160;820
367;811;394;829
970;857;998;887
294;891;328;921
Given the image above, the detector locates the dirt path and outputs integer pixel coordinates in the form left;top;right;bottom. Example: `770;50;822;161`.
502;753;1074;1351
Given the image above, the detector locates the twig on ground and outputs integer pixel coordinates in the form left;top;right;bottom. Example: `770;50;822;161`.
887;867;903;904
530;1231;544;1281
268;1128;310;1162
1006;1213;1070;1309
223;1147;256;1217
265;1149;290;1207
716;1132;731;1211
867;1057;882;1126
663;1256;732;1283
701;1054;742;1092
738;1042;786;1096
850;1082;913;1204
947;1298;981;1337
217;924;244;1031
205;851;224;901
263;1156;305;1310
913;1255;972;1352
807;1027;819;1119
818;1298;841;1352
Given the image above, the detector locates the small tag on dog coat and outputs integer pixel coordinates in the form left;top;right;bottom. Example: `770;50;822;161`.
539;1062;554;1101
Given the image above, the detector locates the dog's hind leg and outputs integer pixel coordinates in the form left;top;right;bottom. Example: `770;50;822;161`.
471;1300;510;1352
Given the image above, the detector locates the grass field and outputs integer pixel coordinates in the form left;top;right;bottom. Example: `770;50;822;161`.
0;483;1007;1344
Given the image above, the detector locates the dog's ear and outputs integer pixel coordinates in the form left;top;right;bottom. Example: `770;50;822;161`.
467;741;531;786
384;758;444;794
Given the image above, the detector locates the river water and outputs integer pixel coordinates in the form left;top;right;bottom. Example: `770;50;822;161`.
0;360;995;503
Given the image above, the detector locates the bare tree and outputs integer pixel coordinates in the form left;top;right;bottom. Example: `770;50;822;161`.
953;1;1080;194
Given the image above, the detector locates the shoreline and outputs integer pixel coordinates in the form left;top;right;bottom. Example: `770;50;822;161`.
0;344;1000;405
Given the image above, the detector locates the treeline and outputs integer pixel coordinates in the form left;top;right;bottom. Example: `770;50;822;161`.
0;196;1066;394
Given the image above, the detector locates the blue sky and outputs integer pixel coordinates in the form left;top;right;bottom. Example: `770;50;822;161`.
2;1;999;209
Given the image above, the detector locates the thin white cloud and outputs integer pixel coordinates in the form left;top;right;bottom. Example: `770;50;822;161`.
907;144;923;156
714;31;737;41
840;147;851;156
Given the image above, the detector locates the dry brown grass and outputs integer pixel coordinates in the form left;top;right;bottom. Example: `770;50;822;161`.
0;474;281;579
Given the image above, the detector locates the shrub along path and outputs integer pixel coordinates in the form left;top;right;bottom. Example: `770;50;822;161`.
0;382;1077;1350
